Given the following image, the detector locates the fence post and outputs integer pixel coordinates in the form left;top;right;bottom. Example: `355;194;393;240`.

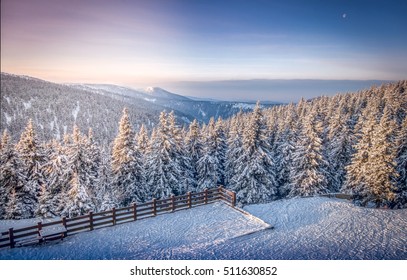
112;207;116;225
231;191;236;207
37;222;43;242
133;203;137;221
171;195;175;212
217;185;223;201
62;217;67;237
89;211;94;231
204;188;208;204
9;228;14;249
152;199;157;216
188;192;192;208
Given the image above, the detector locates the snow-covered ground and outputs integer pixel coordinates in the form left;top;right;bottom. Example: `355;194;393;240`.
0;198;406;260
0;202;269;260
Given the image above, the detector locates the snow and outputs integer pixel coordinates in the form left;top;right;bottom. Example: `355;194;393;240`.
0;202;269;260
232;103;257;110
72;102;80;121
143;97;156;103
23;101;32;110
1;198;406;260
4;112;12;125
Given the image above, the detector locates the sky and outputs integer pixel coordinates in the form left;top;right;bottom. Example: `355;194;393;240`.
1;0;407;101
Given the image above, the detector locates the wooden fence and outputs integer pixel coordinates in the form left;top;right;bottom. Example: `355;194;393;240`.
0;186;236;249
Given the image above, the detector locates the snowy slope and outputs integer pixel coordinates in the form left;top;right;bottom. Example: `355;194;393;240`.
1;198;405;260
0;202;269;260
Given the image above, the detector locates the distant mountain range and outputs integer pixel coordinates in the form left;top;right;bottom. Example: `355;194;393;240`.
0;73;279;144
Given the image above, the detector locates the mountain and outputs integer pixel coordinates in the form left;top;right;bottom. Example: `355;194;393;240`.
0;73;278;144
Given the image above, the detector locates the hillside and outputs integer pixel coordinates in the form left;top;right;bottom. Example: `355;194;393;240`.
0;198;406;260
1;73;275;143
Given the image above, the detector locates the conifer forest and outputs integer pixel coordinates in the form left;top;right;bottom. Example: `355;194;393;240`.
1;81;406;219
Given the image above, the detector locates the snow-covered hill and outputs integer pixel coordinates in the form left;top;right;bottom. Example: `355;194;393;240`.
1;72;278;143
1;198;406;260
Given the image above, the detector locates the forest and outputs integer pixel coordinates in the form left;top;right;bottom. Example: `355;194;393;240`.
0;81;406;219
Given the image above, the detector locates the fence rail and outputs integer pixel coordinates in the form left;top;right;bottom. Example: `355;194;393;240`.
0;186;235;249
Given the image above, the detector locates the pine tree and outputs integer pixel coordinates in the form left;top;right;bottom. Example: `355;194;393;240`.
168;111;192;194
145;112;182;198
326;111;354;192
42;139;70;216
61;172;94;217
273;104;299;197
111;108;145;206
229;102;278;204
36;184;55;218
136;124;149;156
0;130;25;219
343;103;377;197
288;113;329;197
225;114;244;187
15;119;44;218
361;107;398;207
184;119;202;192
214;117;227;186
394;116;407;208
5;188;25;220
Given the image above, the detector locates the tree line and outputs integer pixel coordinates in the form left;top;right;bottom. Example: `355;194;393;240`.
1;81;406;219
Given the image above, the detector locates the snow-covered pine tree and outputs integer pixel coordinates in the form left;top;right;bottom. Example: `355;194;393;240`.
326;108;354;192
273;103;300;197
214;117;227;186
41;139;70;216
0;130;25;219
342;101;377;197
288;112;329;197
225;114;244;187
15;119;44;218
196;118;219;191
229;102;278;204
61;171;94;217
168;111;192;194
5;188;25;220
360;107;398;207
84;128;101;203
111;108;145;206
184;119;203;192
36;184;54;218
96;153;117;211
136;124;149;156
394;116;407;208
146;121;176;198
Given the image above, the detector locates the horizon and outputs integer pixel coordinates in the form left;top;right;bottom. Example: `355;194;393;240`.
1;71;395;103
1;0;406;101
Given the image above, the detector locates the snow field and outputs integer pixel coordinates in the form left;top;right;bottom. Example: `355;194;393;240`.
1;197;406;260
0;202;269;260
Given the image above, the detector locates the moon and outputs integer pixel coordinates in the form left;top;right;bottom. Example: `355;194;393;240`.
342;13;347;19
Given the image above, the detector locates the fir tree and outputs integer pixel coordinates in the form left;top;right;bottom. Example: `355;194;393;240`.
288;113;328;197
394;116;407;208
361;107;398;207
15;119;44;218
229;102;278;204
111;108;145;206
225;114;244;187
0;130;25;219
61;172;94;217
145;112;182;198
185;119;204;190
